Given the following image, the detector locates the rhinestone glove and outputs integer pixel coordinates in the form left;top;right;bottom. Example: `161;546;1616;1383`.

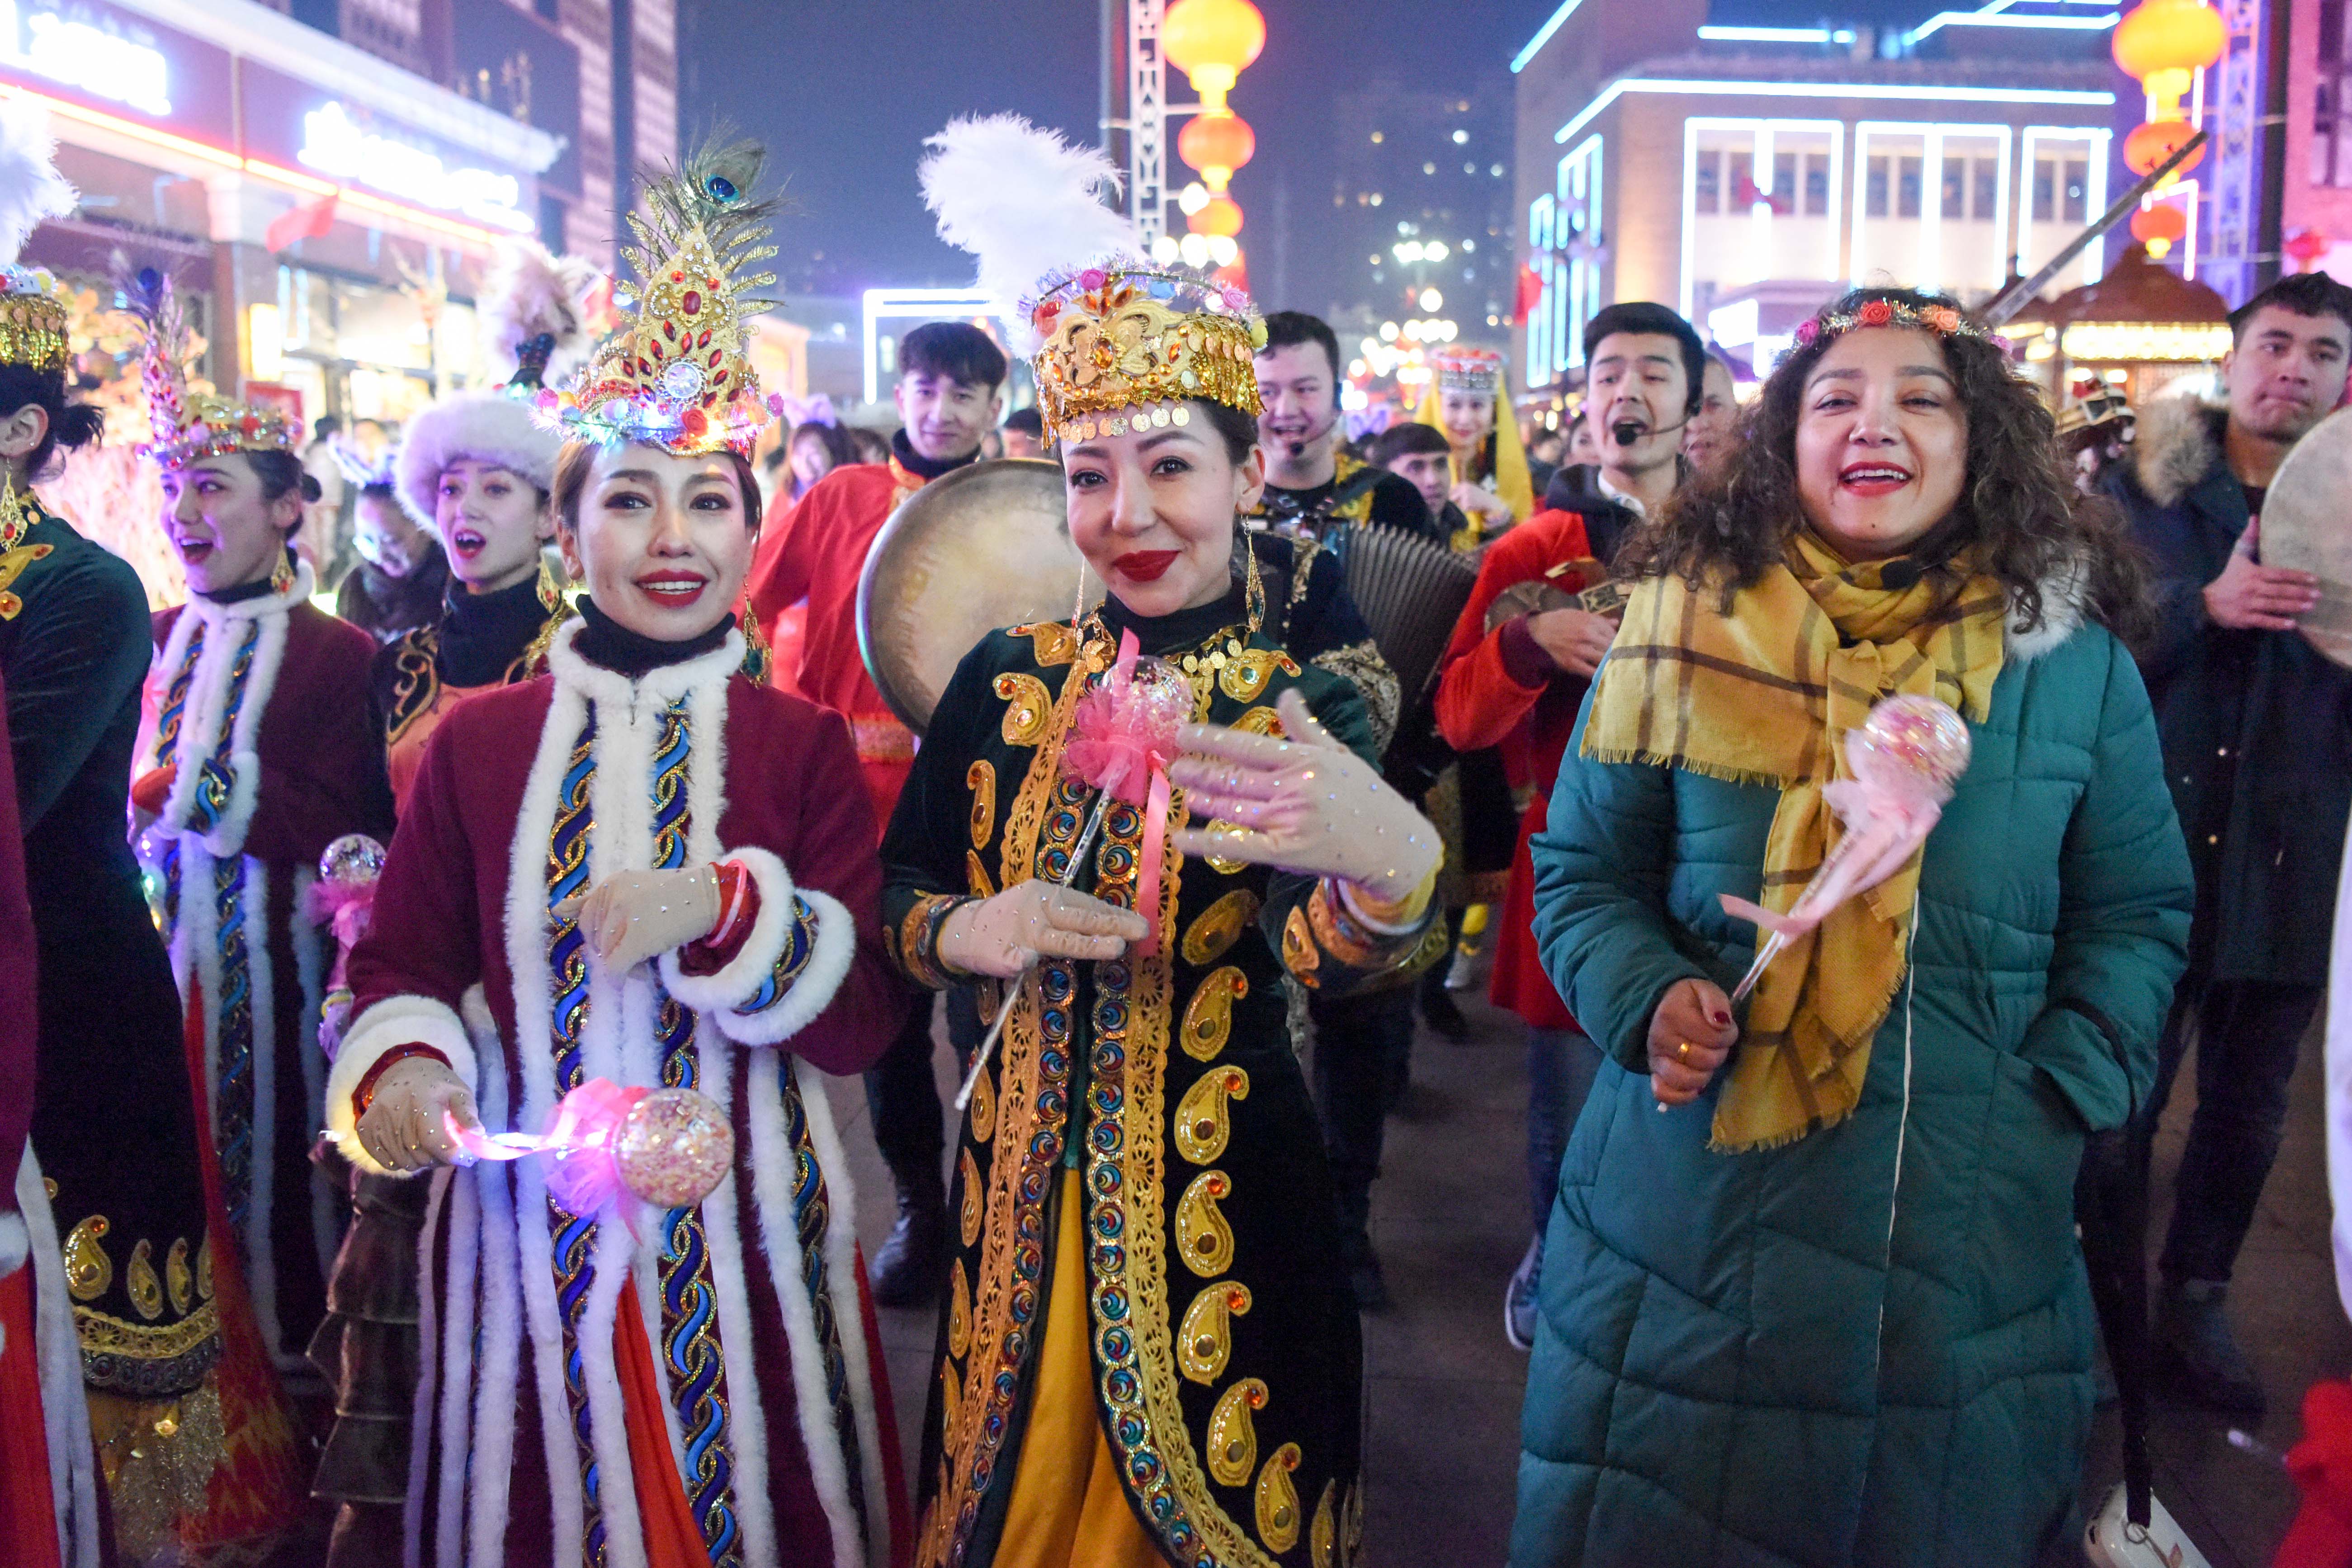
936;882;1151;979
356;1056;481;1173
1167;687;1442;904
557;864;723;974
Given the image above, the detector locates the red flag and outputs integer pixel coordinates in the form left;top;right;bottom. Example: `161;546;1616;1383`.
265;189;339;252
1513;263;1544;326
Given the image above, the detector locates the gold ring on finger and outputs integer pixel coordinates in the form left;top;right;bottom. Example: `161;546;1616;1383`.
1677;1041;1691;1058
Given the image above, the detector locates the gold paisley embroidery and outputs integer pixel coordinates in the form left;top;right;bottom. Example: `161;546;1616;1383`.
968;1053;997;1145
196;1235;213;1301
1010;620;1080;666
957;1148;983;1248
966;759;996;850
64;1216;111;1301
939;1356;962;1440
1175;1067;1250;1165
1256;1444;1303;1553
993;671;1053;746
71;1299;218;1361
1180;967;1249;1062
1283;904;1321;985
1207;1378;1266;1486
1219;647;1298;704
948;1259;972;1360
165;1238;192;1316
965;849;996;898
127;1239;163;1321
1234;704;1285;737
1181;889;1260;967
1176;1170;1235;1277
1313;1481;1337;1568
1178;1283;1252;1386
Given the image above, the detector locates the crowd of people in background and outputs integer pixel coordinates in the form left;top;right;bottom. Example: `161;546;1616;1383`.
6;106;2352;1568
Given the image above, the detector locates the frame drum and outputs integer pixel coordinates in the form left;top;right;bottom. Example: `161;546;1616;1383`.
2258;405;2352;669
855;458;1103;732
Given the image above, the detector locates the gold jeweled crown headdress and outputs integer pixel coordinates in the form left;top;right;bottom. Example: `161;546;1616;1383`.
128;268;300;471
921;114;1265;447
537;135;787;458
1022;259;1264;446
1;97;78;373
1432;345;1504;395
0;267;67;373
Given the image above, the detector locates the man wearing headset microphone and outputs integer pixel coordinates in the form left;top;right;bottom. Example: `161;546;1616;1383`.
1433;300;1711;1348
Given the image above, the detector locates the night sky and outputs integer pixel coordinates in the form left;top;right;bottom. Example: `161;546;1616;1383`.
680;0;1551;312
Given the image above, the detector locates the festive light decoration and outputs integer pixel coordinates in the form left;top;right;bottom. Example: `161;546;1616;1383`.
448;1078;737;1215
1189;193;1244;239
2060;320;2231;361
2123;117;2203;178
2286;227;2334;273
2130;203;2187;258
1178;111;1256;192
1161;0;1265;114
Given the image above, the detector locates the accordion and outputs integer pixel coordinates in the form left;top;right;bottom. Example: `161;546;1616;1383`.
1320;523;1480;707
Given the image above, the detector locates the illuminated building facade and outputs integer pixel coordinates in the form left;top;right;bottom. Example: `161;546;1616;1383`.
1511;0;2120;391
5;0;671;426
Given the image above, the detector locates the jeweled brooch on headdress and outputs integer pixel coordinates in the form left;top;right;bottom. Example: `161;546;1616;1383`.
1023;258;1265;446
537;136;789;458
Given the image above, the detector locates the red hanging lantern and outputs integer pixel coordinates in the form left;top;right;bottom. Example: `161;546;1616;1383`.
2130;204;2186;244
2112;0;2224;82
2286;227;2335;272
2124;118;2205;178
1178;111;1257;191
1161;0;1266;113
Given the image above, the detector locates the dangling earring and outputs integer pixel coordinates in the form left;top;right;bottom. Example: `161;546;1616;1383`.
0;472;30;553
1239;521;1266;636
536;551;563;614
269;548;296;595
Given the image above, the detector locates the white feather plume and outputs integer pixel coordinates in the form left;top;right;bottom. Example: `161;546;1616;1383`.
920;114;1136;352
478;236;600;383
0;98;76;270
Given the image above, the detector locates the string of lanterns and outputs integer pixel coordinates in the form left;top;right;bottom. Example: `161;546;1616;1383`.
2111;0;2224;260
1160;0;1264;282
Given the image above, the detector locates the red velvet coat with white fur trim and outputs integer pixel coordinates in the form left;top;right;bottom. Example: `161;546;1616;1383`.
331;620;905;1568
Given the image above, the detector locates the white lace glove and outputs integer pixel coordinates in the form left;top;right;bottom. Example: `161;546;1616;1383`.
355;1056;482;1173
937;883;1150;979
1167;687;1441;903
555;864;722;973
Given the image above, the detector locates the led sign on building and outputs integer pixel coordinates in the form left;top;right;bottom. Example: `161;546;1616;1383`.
298;100;534;235
0;0;170;117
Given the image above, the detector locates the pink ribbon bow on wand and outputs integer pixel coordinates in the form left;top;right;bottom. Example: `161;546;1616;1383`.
953;630;1190;1111
444;1078;737;1231
1719;693;1974;1002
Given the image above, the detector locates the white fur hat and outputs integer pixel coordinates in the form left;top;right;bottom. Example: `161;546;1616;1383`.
394;392;564;527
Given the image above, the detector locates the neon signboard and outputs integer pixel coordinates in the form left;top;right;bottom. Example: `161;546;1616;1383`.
298;100;533;235
0;0;170;118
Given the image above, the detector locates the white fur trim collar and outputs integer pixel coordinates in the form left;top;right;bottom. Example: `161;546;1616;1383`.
2006;563;2090;664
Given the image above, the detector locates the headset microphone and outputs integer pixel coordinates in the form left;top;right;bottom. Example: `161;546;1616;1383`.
1610;414;1691;448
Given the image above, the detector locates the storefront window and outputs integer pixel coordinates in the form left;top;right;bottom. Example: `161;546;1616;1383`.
270;265;486;428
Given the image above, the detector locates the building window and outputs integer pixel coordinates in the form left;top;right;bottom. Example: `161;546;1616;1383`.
1974;159;1998;221
1803;152;1831;216
1941;156;1966;219
1774;151;1797;206
1897;156;1922;218
1867;155;1890;218
1729;151;1753;206
1695;150;1722;214
2316;0;2352;186
2033;156;2090;222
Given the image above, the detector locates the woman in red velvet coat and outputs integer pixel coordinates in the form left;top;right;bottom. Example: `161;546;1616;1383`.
325;145;907;1568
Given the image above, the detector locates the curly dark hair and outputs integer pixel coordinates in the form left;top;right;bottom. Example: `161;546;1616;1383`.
1618;286;2150;645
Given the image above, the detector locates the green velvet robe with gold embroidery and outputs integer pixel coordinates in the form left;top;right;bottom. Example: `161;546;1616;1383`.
883;585;1433;1568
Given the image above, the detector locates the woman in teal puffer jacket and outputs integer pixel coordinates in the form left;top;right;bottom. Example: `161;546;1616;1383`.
1509;289;2192;1568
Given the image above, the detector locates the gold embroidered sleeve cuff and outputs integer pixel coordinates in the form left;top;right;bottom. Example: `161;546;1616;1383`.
1290;870;1439;981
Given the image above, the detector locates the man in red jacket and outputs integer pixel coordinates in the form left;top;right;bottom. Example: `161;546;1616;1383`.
1435;301;1705;1349
744;320;1007;1303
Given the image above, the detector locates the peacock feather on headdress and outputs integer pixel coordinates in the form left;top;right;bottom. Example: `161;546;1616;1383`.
535;132;788;458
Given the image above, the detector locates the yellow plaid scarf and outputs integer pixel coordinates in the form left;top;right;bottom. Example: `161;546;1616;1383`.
1582;531;2007;1151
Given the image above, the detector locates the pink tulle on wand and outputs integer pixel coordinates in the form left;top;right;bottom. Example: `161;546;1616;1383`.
1720;694;1973;1001
445;1079;736;1227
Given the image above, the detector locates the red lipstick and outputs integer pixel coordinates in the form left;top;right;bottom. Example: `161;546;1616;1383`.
635;568;709;605
1110;549;1181;583
1837;461;1912;498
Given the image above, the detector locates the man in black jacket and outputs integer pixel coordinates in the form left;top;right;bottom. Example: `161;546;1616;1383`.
2105;270;2352;1412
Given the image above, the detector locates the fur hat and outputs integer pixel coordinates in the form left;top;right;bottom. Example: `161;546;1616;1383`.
395;392;562;527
